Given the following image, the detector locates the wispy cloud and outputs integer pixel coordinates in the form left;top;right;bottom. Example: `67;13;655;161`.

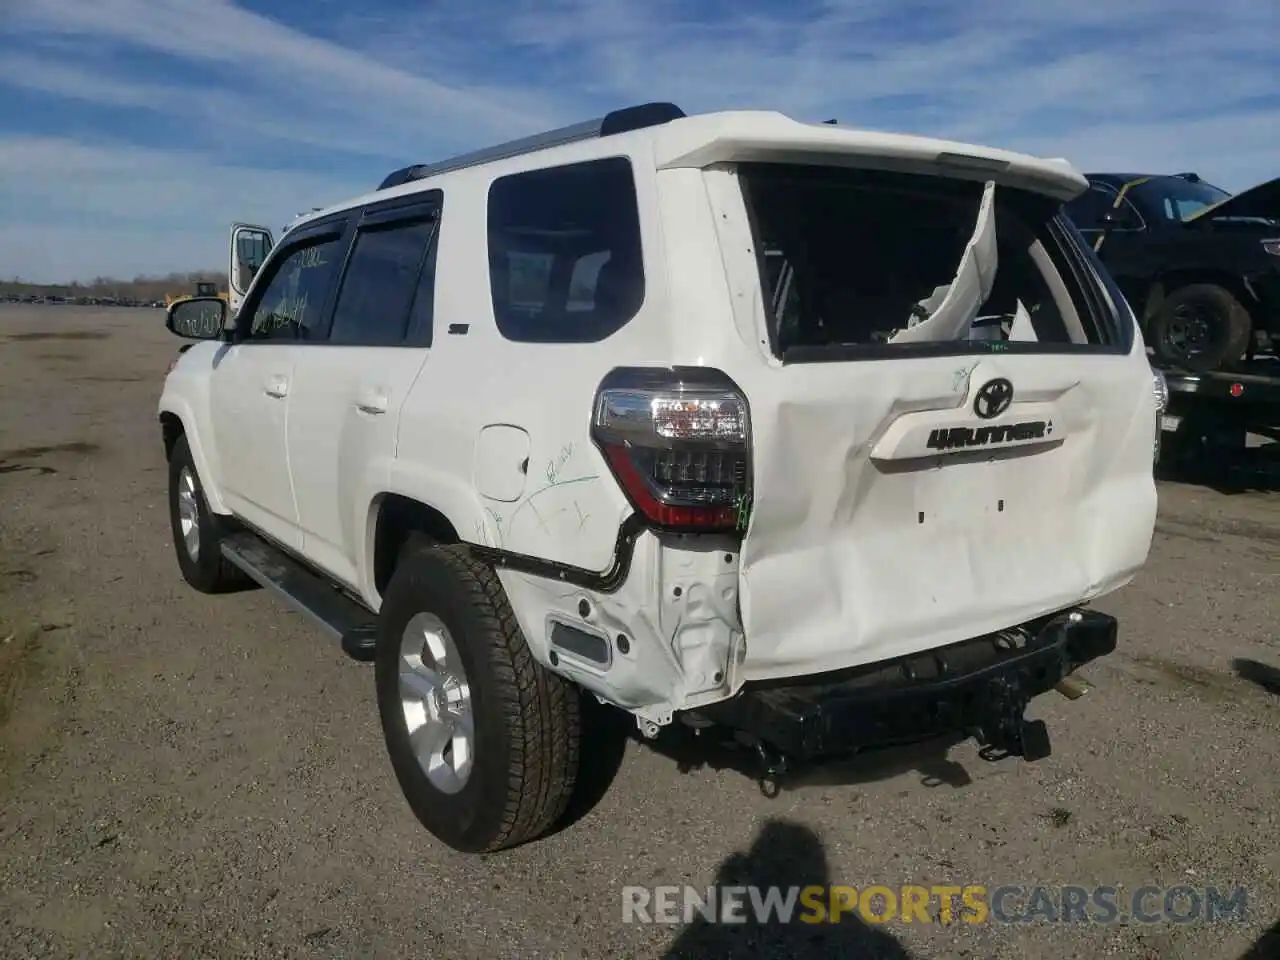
2;0;569;160
0;0;1275;281
0;135;360;279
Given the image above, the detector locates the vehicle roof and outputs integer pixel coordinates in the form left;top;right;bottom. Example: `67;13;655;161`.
288;109;1089;232
1084;172;1218;188
1083;173;1151;186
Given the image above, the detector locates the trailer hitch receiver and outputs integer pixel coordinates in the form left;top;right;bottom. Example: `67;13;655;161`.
974;675;1052;762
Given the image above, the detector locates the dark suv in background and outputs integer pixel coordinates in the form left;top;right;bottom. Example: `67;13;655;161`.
1064;172;1280;372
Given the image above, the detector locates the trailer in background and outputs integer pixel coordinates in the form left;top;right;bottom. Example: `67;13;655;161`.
1157;356;1279;484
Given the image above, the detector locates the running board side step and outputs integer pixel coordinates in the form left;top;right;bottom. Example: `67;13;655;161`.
220;531;378;662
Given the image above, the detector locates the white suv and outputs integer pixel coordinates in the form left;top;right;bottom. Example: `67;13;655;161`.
159;102;1159;854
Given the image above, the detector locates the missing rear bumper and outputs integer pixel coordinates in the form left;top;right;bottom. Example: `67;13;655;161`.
695;608;1116;766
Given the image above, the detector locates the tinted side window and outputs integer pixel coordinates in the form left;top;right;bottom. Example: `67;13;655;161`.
1063;185;1111;230
1109;193;1144;228
248;234;344;341
487;157;644;343
234;228;272;292
329;215;438;345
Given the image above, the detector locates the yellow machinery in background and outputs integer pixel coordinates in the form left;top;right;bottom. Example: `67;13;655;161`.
165;281;228;308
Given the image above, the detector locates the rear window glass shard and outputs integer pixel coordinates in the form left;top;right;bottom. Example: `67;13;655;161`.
738;163;1123;362
487;156;645;343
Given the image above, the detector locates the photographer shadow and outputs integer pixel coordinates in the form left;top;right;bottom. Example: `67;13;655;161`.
661;819;917;959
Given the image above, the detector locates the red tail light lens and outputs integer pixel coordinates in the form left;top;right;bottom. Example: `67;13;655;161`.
591;368;751;534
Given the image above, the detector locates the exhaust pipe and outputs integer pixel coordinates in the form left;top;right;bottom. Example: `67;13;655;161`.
1054;674;1091;700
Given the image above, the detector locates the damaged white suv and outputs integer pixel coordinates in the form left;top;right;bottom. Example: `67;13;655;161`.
158;102;1160;854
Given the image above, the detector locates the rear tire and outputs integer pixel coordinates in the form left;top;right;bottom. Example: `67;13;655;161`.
1149;284;1252;372
375;542;581;853
167;433;248;593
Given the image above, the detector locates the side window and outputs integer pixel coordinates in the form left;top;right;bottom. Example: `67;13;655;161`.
507;251;555;313
329;213;439;345
487;157;645;343
566;250;611;312
1064;184;1143;232
1107;192;1144;229
1063;185;1111;230
234;228;272;291
1091;185;1143;229
247;234;344;342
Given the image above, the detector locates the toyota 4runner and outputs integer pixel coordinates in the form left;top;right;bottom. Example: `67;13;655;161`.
159;102;1161;854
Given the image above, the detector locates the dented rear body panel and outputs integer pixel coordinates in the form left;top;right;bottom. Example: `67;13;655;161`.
626;137;1158;701
733;349;1156;681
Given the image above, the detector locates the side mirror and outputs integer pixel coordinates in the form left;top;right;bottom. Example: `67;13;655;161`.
167;297;228;340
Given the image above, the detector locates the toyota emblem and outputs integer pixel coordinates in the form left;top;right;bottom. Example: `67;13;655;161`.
973;378;1014;419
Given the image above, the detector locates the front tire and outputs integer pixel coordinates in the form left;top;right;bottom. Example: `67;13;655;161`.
167;433;248;593
375;543;581;853
1149;284;1252;372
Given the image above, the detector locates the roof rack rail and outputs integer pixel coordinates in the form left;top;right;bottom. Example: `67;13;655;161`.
376;102;686;191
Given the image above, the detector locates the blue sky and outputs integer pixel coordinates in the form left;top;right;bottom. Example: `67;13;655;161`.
1;0;1276;283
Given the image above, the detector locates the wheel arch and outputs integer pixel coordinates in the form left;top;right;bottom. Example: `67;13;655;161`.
367;493;465;601
157;401;228;515
1144;269;1257;327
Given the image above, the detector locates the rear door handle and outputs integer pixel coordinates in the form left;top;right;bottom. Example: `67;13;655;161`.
356;387;389;415
264;375;289;399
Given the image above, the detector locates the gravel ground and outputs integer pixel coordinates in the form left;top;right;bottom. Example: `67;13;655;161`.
1;305;1277;960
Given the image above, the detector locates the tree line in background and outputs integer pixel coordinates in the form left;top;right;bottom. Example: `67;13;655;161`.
5;254;602;307
0;272;229;303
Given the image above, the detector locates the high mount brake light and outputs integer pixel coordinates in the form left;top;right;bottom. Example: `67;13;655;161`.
591;369;751;534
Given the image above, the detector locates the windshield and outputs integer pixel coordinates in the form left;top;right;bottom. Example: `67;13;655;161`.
1132;177;1231;222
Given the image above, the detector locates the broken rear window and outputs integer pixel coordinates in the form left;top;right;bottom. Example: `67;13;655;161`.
738;164;1127;362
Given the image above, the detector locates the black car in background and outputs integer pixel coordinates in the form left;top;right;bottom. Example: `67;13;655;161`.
1063;172;1280;372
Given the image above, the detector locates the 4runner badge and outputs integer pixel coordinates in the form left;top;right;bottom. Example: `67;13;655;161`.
926;420;1052;451
973;378;1014;419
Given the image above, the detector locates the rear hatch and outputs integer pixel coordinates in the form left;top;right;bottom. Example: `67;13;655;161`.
714;158;1159;682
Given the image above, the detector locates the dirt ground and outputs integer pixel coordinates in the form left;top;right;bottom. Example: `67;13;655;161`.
1;304;1277;960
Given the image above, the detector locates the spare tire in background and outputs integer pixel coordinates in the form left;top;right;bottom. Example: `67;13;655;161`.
1149;283;1253;372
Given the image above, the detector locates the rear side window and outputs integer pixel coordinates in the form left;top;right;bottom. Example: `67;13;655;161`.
738;164;1127;362
329;214;438;345
487;157;644;343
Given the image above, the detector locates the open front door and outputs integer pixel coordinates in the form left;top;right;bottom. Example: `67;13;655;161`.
228;222;274;315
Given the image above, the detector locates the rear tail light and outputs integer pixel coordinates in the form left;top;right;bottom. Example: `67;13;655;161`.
1150;365;1168;412
591;368;751;534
